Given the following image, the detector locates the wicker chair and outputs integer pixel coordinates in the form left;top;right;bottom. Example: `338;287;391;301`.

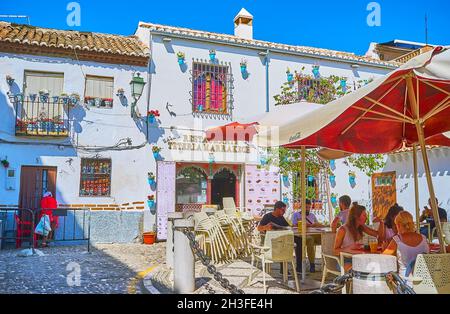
412;253;450;294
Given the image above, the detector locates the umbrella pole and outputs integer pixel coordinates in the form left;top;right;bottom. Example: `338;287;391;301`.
412;144;421;234
416;127;446;252
301;146;307;282
407;76;446;252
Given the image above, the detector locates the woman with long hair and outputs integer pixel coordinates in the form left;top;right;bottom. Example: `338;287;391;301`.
334;203;378;256
378;204;404;243
383;211;429;281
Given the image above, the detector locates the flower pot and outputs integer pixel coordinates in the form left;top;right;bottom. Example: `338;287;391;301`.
329;159;335;169
312;68;320;78
349;176;356;186
329;175;336;185
282;175;289;183
148;178;155;185
209;53;216;61
240;65;247;74
143;232;156;245
287;73;293;82
153;152;160;159
147;200;155;208
39;94;49;103
331;196;337;206
197;105;204;112
307;175;314;183
148;115;155;124
178;58;185;65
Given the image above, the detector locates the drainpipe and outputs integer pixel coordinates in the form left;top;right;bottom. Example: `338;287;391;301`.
265;49;270;112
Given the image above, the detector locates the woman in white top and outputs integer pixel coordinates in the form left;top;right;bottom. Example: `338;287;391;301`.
378;204;404;243
383;211;429;282
334;204;378;270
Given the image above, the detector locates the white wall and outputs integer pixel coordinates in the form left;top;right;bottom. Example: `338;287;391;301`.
0;53;155;227
384;147;450;221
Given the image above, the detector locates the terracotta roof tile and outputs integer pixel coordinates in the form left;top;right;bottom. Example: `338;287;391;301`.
0;22;149;66
139;21;400;68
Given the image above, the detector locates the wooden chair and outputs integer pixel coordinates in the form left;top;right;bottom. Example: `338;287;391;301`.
248;230;300;293
412;253;450;294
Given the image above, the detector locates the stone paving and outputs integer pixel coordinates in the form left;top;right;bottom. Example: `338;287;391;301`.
0;242;165;294
0;241;333;294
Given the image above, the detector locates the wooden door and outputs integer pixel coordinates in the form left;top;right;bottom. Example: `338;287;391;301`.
19;166;57;209
371;171;396;219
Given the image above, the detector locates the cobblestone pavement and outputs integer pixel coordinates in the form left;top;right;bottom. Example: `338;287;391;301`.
0;242;165;294
147;257;331;294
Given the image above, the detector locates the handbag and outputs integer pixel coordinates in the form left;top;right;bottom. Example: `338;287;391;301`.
35;214;52;236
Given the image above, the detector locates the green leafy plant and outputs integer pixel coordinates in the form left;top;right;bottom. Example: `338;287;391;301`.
347;154;385;176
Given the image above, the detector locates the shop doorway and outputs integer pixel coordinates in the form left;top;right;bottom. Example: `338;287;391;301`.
211;168;236;206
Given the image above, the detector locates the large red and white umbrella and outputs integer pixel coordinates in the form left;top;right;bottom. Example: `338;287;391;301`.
255;46;450;252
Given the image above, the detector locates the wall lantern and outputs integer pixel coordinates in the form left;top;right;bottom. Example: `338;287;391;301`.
130;72;146;117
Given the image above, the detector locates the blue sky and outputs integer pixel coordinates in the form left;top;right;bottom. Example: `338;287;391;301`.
1;0;449;55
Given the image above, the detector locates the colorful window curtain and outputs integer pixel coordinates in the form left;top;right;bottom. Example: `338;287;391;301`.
193;70;227;113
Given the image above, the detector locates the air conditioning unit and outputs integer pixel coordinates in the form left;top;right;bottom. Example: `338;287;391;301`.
5;168;16;190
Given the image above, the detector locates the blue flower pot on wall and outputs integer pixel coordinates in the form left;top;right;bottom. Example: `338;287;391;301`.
287;73;294;82
147;200;155;208
329;175;336;187
340;79;347;93
312;67;320;79
349;175;356;187
148;178;155;186
153;152;160;159
240;65;247;74
209;52;216;61
282;175;289;184
329;159;336;170
178;58;185;65
283;197;289;207
197;105;204;112
331;195;337;207
148;115;155;124
307;175;314;183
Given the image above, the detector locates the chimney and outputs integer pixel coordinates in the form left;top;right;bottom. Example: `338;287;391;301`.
234;8;253;39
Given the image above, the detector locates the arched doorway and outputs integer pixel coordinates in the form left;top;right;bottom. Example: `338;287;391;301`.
211;168;236;206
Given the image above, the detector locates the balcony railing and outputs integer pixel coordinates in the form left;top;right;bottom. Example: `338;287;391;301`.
14;95;71;137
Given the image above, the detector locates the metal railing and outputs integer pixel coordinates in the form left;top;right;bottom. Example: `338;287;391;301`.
0;208;91;251
13;95;71;137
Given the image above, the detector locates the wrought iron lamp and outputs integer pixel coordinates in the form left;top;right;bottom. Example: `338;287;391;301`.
129;72;146;118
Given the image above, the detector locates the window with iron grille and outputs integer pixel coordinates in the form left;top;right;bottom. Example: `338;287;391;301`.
190;61;233;118
79;158;112;197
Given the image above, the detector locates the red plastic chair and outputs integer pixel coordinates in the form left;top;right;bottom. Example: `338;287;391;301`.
14;214;37;248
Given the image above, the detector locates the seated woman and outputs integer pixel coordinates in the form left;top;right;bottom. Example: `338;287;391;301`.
378;204;404;243
383;211;429;283
334;203;378;270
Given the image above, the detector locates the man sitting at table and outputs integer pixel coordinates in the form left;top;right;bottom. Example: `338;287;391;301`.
331;195;351;232
291;199;324;273
419;197;448;238
257;201;303;273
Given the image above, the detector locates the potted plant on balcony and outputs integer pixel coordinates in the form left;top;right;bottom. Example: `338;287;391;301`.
148;172;156;185
1;158;9;168
177;51;185;65
147;109;160;124
60;93;70;105
69;93;80;106
197;104;204;112
39;89;50;103
29;93;37;104
94;97;102;108
152;146;161;159
103;98;113;108
209;49;216;61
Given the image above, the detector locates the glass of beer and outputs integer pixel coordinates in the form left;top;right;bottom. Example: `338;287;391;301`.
369;240;378;253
